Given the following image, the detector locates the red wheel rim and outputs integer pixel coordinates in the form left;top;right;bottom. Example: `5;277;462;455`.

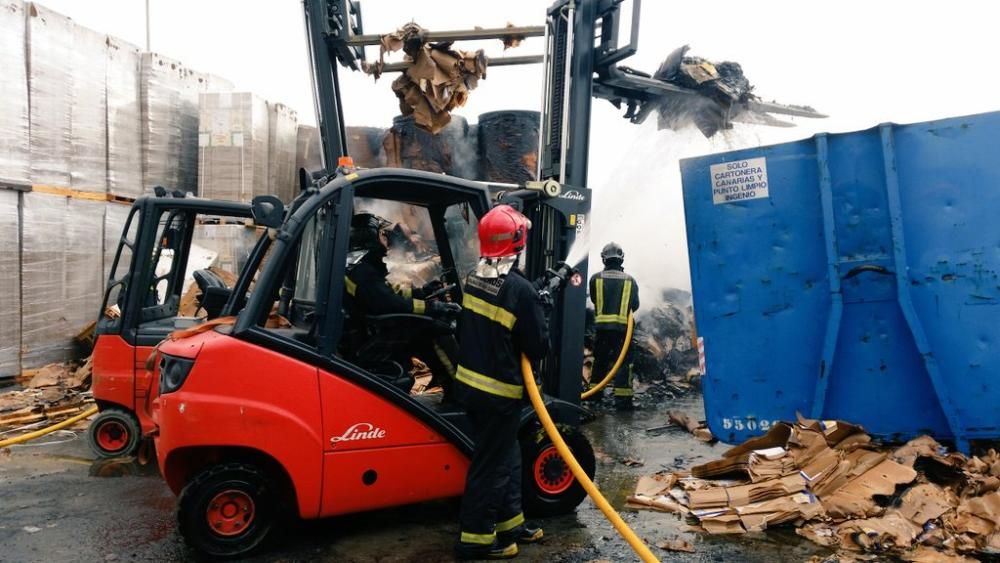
206;490;255;537
533;445;574;495
95;420;129;453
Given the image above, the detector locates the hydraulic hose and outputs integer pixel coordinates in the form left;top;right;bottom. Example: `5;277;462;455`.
521;354;658;563
581;311;634;400
0;406;98;448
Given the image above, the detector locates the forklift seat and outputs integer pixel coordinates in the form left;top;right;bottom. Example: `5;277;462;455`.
192;269;231;320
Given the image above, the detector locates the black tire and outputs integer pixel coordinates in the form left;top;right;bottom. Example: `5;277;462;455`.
520;424;596;517
177;463;276;559
87;408;142;459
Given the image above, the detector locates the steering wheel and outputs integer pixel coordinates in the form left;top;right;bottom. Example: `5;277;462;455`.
367;313;455;336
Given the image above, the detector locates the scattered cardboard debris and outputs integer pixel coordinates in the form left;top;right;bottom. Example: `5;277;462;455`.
837;511;922;552
25;364;70;389
631;417;1000;559
899;546;978;562
668;411;714;442
635;472;678;497
654;538;696;553
1;356;95;431
622;457;645;467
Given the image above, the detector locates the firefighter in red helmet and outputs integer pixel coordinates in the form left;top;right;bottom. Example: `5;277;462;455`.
454;204;548;560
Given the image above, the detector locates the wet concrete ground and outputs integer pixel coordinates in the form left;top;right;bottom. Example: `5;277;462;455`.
0;393;832;562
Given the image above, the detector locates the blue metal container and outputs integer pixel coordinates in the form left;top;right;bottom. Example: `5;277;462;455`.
680;112;1000;451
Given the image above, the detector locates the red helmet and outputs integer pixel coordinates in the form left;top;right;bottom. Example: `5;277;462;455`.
478;205;531;258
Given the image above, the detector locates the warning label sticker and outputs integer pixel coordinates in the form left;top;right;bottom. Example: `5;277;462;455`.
710;157;769;204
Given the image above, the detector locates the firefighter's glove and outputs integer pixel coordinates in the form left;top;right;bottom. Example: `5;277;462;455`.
537;289;554;314
420;280;445;297
427;300;462;318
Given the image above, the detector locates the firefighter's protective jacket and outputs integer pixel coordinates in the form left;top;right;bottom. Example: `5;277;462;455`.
345;252;427;318
589;265;639;331
455;269;549;409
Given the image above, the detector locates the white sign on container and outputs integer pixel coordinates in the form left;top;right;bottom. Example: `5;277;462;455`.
710;157;769;204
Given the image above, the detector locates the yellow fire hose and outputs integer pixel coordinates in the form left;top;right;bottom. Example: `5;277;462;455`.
521;354;658;563
581;311;634;400
0;406;98;448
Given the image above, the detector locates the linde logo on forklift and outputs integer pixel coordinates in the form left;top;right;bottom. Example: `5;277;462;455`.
559;190;587;201
330;422;387;444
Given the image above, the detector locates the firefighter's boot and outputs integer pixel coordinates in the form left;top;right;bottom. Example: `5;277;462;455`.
455;538;518;560
499;522;544;545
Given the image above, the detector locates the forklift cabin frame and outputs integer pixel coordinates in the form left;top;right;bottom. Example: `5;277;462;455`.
92;196;255;438
153;169;593;522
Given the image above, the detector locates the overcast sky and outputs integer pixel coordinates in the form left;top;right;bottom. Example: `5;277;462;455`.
36;0;1000;298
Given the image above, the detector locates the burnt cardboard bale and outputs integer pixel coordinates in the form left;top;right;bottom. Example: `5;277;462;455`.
141;52;233;194
27;2;73;187
0;190;21;376
477;110;538;183
21;193;105;368
0;1;29;185
197;92;270;202
106;36;143;198
267;102;298;203
347;126;386;169
383;114;477;179
296;124;324;174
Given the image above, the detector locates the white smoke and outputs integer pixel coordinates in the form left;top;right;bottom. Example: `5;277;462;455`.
584;120;800;316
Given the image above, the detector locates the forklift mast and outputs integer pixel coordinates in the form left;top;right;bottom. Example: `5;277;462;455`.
299;0;821;409
300;0;654;411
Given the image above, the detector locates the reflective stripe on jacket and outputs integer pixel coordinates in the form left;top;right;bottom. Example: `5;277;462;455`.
589;267;639;330
455;269;549;409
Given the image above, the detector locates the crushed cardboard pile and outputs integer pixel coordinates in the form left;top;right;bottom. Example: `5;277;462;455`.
1;358;94;429
366;23;488;134
628;416;1000;560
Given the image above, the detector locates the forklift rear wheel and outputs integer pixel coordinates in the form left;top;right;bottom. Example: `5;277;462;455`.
521;424;596;517
177;463;276;559
87;408;141;458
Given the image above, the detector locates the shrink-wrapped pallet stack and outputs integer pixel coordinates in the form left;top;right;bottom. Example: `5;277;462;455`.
0;192;20;377
20;193;105;367
0;0;29;186
106;37;143;198
141;53;234;194
268;102;299;203
197;92;269;201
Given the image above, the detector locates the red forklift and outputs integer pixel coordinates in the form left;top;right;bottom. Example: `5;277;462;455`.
88;194;263;458
105;0;821;556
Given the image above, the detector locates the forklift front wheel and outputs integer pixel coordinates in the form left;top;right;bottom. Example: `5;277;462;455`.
520;424;596;517
177;463;276;559
87;408;141;458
